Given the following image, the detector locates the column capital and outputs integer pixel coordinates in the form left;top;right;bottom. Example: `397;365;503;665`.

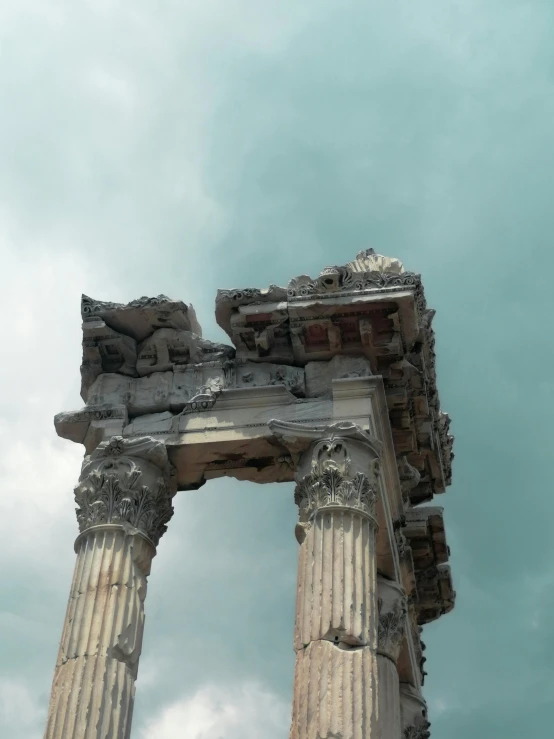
269;420;381;524
268;419;382;461
74;435;177;546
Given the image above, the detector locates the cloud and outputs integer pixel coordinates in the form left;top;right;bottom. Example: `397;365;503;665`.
138;681;289;739
3;1;554;738
0;677;43;739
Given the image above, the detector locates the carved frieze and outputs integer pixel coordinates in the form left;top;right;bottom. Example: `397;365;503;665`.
74;436;176;545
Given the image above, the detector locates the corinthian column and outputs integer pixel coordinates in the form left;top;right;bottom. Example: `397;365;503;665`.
377;576;406;739
44;436;175;739
269;421;381;739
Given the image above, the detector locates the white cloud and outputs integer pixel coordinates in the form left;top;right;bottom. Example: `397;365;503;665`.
139;681;289;739
0;214;118;567
0;677;43;739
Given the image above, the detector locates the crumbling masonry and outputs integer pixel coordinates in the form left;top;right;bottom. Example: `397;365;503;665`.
45;249;454;739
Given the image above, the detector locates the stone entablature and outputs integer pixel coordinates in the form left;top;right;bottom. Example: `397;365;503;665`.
46;248;456;739
216;248;453;505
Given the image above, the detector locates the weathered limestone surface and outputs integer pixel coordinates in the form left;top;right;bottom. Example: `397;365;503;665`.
377;576;407;739
271;421;381;739
290;640;378;739
45;529;152;739
400;683;431;739
44;437;175;739
48;248;457;739
216;248;454;503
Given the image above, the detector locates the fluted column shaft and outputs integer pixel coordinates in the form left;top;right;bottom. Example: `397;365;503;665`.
45;527;153;739
44;436;175;739
295;508;377;650
292;508;378;739
270;421;382;739
376;576;406;739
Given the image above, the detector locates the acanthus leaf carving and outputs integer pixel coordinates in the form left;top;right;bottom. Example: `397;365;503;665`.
74;436;175;546
377;577;407;660
294;466;378;523
378;601;406;656
403;722;431;739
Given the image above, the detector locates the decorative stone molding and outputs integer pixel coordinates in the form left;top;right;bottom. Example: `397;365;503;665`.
403;722;431;739
74;436;176;546
378;606;405;655
377;576;407;661
216;249;453;502
286;248;415;299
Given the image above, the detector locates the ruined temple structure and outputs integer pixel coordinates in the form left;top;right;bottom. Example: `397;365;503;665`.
45;249;454;739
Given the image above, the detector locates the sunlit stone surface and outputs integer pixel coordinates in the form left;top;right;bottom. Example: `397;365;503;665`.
47;249;454;738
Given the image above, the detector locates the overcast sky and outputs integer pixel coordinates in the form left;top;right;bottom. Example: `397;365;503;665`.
1;2;553;737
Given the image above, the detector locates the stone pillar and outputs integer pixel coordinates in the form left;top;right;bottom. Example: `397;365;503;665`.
377;576;406;739
44;436;175;739
400;683;431;739
270;421;381;739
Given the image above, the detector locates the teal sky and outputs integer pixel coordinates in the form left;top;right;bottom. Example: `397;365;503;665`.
1;1;553;737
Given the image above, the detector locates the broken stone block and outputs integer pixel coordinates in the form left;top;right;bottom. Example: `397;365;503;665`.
81;294;201;341
80;319;137;399
136;329;234;376
305;355;373;397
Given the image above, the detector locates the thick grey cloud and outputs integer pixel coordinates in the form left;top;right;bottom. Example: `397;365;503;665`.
1;1;554;737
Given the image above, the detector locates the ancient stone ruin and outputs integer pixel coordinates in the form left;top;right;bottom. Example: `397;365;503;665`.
45;248;454;739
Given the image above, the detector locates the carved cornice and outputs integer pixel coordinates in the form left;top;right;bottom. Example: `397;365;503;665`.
74;436;176;545
82;293;176;316
287;267;420;300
